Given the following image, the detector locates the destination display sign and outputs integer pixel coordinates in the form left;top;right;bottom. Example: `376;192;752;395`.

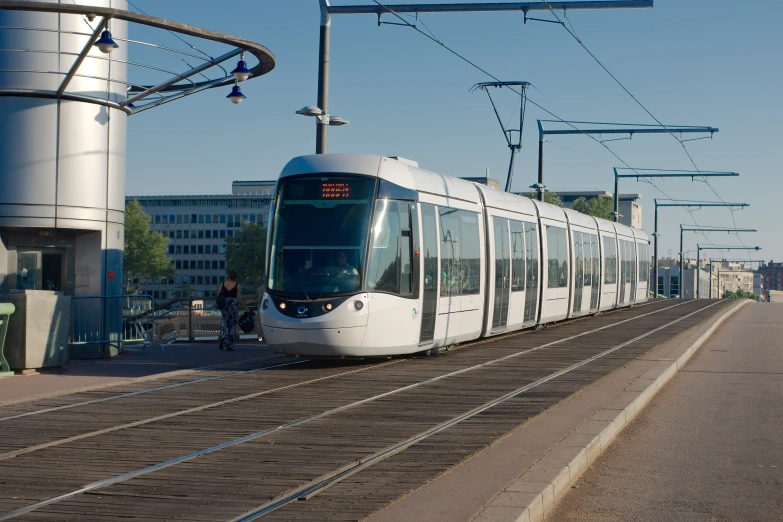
320;182;352;199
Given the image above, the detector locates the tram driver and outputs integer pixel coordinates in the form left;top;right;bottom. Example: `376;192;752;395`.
325;250;359;278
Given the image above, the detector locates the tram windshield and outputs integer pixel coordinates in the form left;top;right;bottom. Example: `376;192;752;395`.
267;175;375;299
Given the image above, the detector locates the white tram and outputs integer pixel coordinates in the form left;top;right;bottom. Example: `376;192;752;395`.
260;154;651;357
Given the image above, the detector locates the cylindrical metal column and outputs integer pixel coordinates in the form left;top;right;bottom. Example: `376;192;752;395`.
316;5;330;154
0;1;128;358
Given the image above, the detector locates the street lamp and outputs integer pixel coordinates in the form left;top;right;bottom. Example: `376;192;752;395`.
226;82;246;104
231;52;252;82
94;29;118;54
297;105;349;151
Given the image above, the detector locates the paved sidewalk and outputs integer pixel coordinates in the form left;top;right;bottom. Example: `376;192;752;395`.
547;302;783;522
0;341;277;405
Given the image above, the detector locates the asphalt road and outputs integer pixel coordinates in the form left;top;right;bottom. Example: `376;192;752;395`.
548;302;783;522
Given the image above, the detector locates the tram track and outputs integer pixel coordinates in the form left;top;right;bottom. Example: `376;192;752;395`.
0;300;672;461
232;300;722;521
0;299;669;459
0;299;712;521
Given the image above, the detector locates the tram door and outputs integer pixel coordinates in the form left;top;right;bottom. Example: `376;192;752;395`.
572;232;584;313
619;240;628;304
418;204;439;343
491;217;510;329
523;222;539;323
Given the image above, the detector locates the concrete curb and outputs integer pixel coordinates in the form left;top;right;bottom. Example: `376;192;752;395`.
473;299;750;522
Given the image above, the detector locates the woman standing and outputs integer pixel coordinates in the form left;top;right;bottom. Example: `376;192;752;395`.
218;270;249;351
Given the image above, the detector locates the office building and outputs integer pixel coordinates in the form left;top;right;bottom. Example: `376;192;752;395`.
755;261;783;298
128;181;275;300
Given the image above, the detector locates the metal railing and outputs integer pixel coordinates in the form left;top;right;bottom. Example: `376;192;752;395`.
70;295;156;357
152;297;260;343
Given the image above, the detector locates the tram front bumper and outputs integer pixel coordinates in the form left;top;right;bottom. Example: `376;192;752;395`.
263;325;367;357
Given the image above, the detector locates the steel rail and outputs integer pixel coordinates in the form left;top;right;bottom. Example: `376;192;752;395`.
0;357;298;422
0;299;693;521
0;359;404;461
233;300;722;521
0;299;663;422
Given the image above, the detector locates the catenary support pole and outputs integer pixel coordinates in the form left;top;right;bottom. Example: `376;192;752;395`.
537;137;544;202
654;204;659;298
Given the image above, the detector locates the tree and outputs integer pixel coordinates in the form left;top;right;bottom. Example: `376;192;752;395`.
225;221;268;294
573;196;614;220
723;288;760;301
124;200;174;294
527;190;562;207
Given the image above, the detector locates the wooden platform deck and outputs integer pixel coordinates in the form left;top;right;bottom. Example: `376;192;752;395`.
0;299;726;521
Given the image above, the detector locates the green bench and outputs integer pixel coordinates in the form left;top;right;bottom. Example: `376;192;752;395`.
0;303;14;377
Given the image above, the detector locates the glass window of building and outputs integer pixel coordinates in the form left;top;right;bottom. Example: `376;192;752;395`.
198;230;204;239
175;260;182;269
168;245;174;254
175;245;182;254
183;246;189;254
155;215;161;224
176;215;183;224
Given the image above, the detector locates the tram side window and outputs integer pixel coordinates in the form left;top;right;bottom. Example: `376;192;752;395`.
439;209;481;297
546;226;569;289
604;237;618;284
366;200;402;294
583;234;592;286
639;243;649;282
461;212;481;295
510;220;525;292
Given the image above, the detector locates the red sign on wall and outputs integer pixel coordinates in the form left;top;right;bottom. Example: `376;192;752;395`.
107;270;116;280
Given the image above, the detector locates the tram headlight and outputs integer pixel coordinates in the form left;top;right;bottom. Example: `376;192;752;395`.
354;301;364;310
279;302;287;310
324;302;333;311
262;299;269;310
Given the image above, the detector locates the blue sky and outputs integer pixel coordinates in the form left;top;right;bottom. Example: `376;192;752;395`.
125;0;781;262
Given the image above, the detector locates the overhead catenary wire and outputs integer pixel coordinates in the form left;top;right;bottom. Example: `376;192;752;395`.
540;1;751;258
367;0;727;256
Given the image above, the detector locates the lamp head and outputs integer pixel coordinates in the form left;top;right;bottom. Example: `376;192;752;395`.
296;105;323;117
231;59;252;82
227;84;246;105
94;30;119;54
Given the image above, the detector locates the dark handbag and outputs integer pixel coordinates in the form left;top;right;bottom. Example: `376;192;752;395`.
238;311;256;334
216;284;227;310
